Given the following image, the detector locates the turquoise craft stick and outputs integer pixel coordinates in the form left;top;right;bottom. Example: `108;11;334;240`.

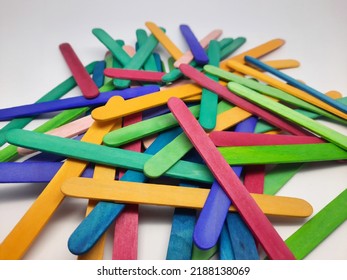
219;224;235;260
136;29;158;72
245;55;347;114
227;82;347;150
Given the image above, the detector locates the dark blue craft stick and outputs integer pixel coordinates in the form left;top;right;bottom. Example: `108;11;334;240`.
244;55;347;114
180;24;209;65
92;60;106;88
193;117;258;250
0;85;159;121
219;223;235;260
67;127;183;255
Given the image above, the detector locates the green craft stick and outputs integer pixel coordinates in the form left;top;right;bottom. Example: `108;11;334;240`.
0;62;96;146
113;32;160;88
168;57;175;71
227;82;347;150
218;143;347;165
143;102;233;178
199;40;221;131
104;52;114;84
136;29;158;71
5;129;215;184
191;244;218;260
219;37;246;60
103;105;201;147
204;65;347;125
285;188;347;259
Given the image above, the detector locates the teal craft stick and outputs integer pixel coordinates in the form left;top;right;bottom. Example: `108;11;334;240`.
136;29;159;72
103;104;201;147
199;40;221;131
0;62;96;147
219;224;235;260
104;52;114;84
204;65;347;125
245;56;347;114
227;82;347;150
219;37;246;60
5;129;214;184
285;189;347;259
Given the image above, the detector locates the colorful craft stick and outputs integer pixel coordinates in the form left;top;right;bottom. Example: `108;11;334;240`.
59;43;99;99
245;56;347;114
104;68;165;82
227;60;347;120
0;86;160;121
179;24;209;65
145;22;183;60
61;177;313;218
285;189;347;259
174;29;222;67
227;82;347;150
92;61;106;88
136;29;158;71
167;97;295;259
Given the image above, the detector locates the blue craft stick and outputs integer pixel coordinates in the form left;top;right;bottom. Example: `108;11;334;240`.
92;60;106;88
153;53;163;72
244;55;347;114
193;116;258;250
67;127;183;255
219;223;235;260
180;24;209;65
0;85;159;121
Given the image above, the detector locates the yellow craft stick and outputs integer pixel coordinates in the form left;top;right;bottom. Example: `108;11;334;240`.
78;121;120;260
0;114;118;260
257;59;300;70
219;38;285;70
145;21;184;60
91;83;202;121
227;60;347;120
61;177;313;218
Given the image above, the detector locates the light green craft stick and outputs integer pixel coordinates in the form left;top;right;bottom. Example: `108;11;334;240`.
0;62;96;147
199;40;221;131
103;105;201;147
191;244;218;260
285;188;347;259
218;143;347;165
255;97;347;133
227;82;347;150
204;65;347;125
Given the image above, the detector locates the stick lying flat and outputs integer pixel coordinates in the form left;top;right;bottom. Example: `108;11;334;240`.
61;177;313;218
167;97;295;260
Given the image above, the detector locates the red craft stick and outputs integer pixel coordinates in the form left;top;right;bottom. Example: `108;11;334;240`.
59;43;99;99
104;68;165;82
244;165;266;194
209;131;324;147
168;97;295;260
112;112;142;260
179;64;310;136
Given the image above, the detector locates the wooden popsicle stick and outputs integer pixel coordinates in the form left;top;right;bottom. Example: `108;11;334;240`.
92;60;106;88
220;224;234;260
218;143;347;165
179;24;209;65
174;29;222;67
122;45;136;57
209;131;324;146
59;43;99;99
112;113;142;260
245;56;347;114
104;68;165;82
204;65;347;125
261;59;300;70
145;21;183;60
0;119;117;259
227;82;347;150
91;83;201;121
0;62;95;147
227;60;347;120
285;188;347;260
61;177;313;218
179;64;310;136
136;29;158;71
103;104;200;147
219;38;285;70
167;97;296;259
0;85;160;121
17;115;94;155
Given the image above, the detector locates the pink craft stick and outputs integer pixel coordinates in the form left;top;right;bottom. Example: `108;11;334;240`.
244;165;265;194
209;131;324;147
122;45;136;57
174;29;222;67
179;64;310;136
104;68;165;82
17;115;94;155
168;97;295;260
59;43;99;99
112;112;142;260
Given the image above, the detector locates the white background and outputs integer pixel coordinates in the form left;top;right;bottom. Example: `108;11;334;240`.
0;0;346;260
